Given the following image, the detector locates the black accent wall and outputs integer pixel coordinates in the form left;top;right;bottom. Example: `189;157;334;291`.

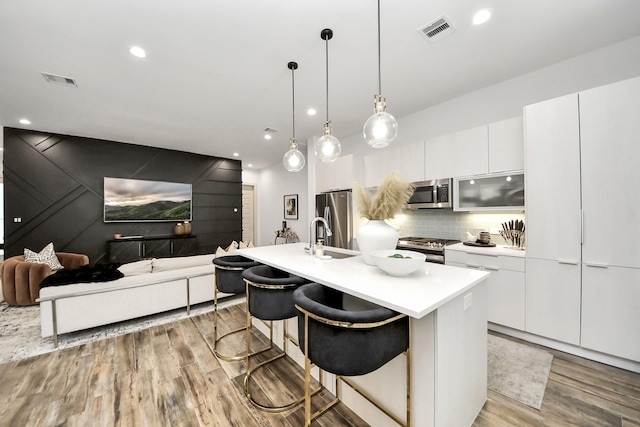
3;128;242;262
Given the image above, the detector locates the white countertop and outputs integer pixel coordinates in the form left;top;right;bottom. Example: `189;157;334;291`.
236;242;489;319
446;242;526;257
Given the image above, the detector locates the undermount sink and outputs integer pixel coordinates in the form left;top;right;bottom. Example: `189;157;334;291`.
323;250;357;259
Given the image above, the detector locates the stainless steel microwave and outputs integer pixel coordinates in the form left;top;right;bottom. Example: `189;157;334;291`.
405;178;452;209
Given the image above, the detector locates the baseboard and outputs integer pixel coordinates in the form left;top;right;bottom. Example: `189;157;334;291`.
489;323;640;374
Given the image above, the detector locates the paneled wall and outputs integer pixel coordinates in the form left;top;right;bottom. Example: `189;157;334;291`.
3;128;242;262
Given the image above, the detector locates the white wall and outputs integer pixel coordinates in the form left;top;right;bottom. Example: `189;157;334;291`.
248;162;308;247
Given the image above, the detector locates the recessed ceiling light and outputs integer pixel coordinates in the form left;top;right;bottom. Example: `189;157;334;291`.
19;118;31;125
264;134;272;140
129;46;147;58
247;163;253;168
233;152;239;157
307;108;317;116
472;9;491;25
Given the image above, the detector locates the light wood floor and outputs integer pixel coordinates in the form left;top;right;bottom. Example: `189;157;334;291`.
1;304;639;426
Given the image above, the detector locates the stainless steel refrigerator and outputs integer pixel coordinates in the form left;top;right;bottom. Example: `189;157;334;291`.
315;190;353;249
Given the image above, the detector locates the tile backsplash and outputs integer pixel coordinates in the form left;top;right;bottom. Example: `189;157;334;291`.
390;209;526;244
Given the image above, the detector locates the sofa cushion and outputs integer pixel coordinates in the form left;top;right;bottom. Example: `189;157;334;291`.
152;254;215;272
118;259;153;276
24;242;64;271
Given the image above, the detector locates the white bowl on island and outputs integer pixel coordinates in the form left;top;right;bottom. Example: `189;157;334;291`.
370;249;426;276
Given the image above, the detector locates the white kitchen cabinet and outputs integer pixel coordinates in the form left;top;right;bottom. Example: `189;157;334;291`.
316;154;354;193
424;134;454;180
581;264;640;362
363;141;424;187
488;116;524;173
446;246;525;330
524;76;640;355
579;77;640;269
525;258;581;345
578;77;640;363
524;94;582;262
452;125;489;177
524;93;582;346
426;125;488;180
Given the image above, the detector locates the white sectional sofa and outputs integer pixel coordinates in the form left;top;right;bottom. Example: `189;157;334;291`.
38;254;228;343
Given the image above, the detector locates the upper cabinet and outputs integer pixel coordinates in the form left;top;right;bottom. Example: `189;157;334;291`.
424;134;453;180
316;154;354;193
488;116;524;173
452;125;489;177
363;141;425;187
424;118;523;181
360;116;525;188
454;171;525;212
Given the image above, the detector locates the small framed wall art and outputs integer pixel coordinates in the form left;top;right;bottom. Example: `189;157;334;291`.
284;194;299;220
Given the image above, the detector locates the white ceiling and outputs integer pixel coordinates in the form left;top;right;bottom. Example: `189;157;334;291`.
1;0;640;170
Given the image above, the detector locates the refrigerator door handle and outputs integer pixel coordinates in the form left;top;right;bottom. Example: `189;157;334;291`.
324;206;331;245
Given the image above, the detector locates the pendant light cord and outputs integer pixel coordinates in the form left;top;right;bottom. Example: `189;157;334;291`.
291;66;296;139
325;36;329;122
377;0;382;95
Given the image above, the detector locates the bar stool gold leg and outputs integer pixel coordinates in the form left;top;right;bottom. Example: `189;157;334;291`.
244;281;320;413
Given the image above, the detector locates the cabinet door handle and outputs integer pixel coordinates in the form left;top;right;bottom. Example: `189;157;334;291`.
485;266;500;271
465;263;482;269
170;241;174;254
585;263;608;269
141;243;146;258
465;252;498;257
557;260;579;265
580;209;584;245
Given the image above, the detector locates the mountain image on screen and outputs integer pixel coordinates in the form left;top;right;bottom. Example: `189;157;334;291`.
104;200;191;221
103;177;192;222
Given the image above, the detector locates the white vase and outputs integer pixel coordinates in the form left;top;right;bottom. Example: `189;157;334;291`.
356;220;399;265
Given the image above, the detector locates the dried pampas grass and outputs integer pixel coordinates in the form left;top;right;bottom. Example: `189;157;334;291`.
355;172;415;220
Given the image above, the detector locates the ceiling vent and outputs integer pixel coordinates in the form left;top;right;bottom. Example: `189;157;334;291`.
263;127;278;134
41;72;78;87
417;16;455;43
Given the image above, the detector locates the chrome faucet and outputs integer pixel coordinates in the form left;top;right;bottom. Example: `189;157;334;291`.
308;217;332;255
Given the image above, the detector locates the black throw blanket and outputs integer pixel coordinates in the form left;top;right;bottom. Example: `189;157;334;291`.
40;263;124;288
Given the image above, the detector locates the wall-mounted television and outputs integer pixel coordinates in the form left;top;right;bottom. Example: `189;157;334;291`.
104;177;192;222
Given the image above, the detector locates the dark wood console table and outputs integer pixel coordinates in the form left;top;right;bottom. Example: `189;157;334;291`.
108;235;197;263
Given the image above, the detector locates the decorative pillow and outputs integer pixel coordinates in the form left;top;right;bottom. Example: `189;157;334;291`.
118;259;153;276
215;241;239;257
24;242;64;271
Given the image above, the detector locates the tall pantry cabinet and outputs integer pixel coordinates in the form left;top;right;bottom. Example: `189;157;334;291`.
524;76;640;362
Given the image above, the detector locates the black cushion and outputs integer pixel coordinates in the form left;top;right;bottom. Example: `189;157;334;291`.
243;265;310;320
293;283;409;377
213;255;261;294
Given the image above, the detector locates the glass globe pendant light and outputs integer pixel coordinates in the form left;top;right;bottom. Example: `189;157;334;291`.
363;0;398;148
314;28;341;163
283;61;306;172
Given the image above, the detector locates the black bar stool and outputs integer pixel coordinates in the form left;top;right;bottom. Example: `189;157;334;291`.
212;255;261;361
293;283;412;427
242;265;321;412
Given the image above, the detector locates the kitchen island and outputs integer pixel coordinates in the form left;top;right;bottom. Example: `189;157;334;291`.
236;242;489;427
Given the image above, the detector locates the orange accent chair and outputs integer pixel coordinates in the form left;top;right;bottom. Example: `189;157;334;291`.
1;253;90;306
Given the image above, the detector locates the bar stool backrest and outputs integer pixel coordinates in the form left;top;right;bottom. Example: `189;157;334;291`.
243;265;310;321
293;283;409;377
213;255;261;294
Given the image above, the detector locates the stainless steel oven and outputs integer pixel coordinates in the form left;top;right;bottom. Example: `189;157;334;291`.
396;237;461;264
